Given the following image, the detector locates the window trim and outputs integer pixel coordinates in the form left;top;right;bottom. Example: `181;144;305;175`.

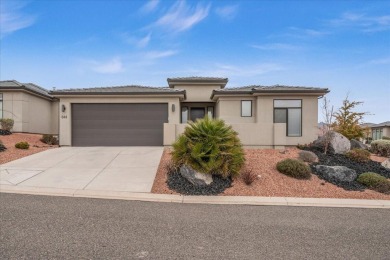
181;106;188;123
241;100;252;117
273;99;303;137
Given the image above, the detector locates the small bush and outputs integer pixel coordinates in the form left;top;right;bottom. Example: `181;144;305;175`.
374;181;390;194
0;118;14;131
0;129;12;135
0;140;6;152
296;143;310;150
241;167;257;185
382;136;390;140
298;150;318;163
276;159;311;180
357;172;390;194
171;117;245;178
40;134;58;145
346;148;371;163
370;140;390;157
15;141;29;149
357;172;387;187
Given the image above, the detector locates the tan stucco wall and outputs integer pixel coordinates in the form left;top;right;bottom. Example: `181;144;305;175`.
383;127;390;138
218;96;256;123
58;95;181;146
1;91;56;134
165;95;320;147
173;85;219;102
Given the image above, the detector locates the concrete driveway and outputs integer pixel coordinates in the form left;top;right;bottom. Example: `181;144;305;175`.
0;147;164;193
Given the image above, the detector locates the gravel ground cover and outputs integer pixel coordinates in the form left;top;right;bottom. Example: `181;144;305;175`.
167;170;232;195
152;148;390;200
308;148;390;191
0;133;58;164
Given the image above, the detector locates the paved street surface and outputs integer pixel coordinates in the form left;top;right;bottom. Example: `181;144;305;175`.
1;193;389;259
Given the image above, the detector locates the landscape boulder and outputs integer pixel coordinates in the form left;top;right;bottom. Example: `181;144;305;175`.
350;139;368;150
315;165;357;183
313;131;351;154
298;150;318;163
180;165;213;186
381;159;390;170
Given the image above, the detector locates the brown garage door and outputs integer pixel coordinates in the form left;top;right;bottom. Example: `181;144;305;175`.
71;103;168;146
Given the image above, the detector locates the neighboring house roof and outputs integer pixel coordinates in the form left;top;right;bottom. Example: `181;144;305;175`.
360;122;375;128
50;85;186;97
211;85;329;98
371;121;390;128
167;76;228;88
0;80;52;99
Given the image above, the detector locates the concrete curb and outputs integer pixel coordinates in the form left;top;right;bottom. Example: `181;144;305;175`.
1;185;389;209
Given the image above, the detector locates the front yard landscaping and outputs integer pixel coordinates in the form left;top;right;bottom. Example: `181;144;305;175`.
0;133;58;164
152;148;390;200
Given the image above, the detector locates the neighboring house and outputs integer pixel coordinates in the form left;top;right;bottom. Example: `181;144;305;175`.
0;77;329;148
370;121;390;140
0;80;58;134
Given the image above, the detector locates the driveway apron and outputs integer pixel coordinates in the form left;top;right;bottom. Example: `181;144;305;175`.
0;147;163;193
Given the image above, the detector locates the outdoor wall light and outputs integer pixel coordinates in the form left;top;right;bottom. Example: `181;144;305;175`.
61;104;66;112
172;104;175;112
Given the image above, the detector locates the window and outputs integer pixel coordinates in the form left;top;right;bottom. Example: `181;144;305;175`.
181;107;188;123
207;107;214;118
0;93;3;119
372;128;383;140
241;100;252;117
274;99;302;137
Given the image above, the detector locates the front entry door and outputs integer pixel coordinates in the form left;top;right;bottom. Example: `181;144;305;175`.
190;107;205;122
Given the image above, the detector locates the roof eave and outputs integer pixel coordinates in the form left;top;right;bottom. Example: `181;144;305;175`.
0;86;53;100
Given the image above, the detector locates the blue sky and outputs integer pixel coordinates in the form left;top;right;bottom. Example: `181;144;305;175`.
1;0;389;123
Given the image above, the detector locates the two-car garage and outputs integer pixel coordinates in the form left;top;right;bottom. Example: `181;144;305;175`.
71;103;168;146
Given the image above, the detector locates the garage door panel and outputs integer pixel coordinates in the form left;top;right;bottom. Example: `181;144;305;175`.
71;103;168;146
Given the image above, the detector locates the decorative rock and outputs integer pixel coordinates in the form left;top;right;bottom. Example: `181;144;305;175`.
298;150;318;163
313;131;351;154
350;139;368;150
315;165;357;182
381;159;390;170
179;165;213;186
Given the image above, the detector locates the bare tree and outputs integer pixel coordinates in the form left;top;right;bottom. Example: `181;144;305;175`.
320;96;334;154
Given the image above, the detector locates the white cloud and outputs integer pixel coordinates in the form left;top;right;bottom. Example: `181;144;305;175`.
152;0;210;33
92;57;124;74
0;1;36;38
215;5;238;20
251;43;299;51
330;12;390;32
144;50;178;60
140;0;160;13
288;27;330;37
121;32;152;48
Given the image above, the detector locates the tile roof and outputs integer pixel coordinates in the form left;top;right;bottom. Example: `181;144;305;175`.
212;84;329;97
50;85;185;95
167;76;228;82
371;121;390;127
0;80;52;99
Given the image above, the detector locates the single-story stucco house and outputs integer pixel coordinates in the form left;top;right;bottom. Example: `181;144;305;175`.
0;77;329;148
370;121;390;140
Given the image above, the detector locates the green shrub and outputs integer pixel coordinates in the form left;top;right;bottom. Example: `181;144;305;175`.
382;136;390;140
370;140;390;157
171;117;245;178
296;143;310;150
0;118;14;131
40;134;58;145
357;172;387;187
15;141;29;149
0;140;6;152
276;159;311;179
346;148;371;163
357;172;390;194
298;150;318;163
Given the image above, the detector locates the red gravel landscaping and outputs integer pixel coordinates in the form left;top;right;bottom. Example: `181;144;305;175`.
0;133;58;165
151;148;390;200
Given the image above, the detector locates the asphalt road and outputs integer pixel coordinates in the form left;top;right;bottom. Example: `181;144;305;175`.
1;193;389;260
